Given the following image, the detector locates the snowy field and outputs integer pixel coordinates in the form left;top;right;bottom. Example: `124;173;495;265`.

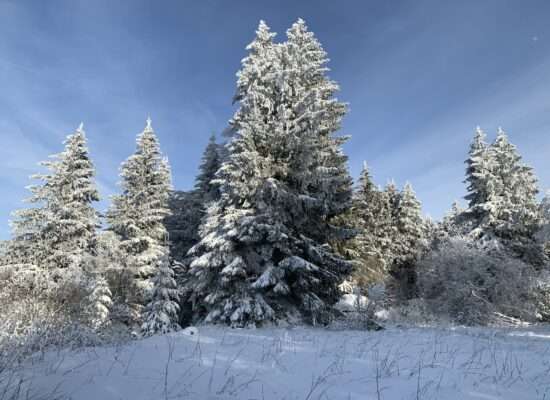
4;325;550;400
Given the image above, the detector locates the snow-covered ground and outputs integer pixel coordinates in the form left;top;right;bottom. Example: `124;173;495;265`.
4;325;550;399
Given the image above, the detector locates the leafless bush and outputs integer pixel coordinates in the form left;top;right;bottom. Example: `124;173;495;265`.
0;265;104;367
417;238;538;325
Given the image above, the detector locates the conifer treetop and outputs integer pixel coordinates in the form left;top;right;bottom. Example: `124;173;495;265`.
145;116;153;132
8;123;100;268
253;20;276;45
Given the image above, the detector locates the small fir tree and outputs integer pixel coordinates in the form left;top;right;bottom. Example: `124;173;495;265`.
141;252;180;336
107;118;172;314
9;123;100;270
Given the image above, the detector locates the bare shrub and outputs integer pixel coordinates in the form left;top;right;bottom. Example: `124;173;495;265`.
417;238;537;325
0;264;103;367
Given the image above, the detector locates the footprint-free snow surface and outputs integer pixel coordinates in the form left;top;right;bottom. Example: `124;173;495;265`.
6;325;550;399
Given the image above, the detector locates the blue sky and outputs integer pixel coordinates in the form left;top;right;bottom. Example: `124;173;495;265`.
1;0;550;239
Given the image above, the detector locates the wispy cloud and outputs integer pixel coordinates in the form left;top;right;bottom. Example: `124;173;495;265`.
1;0;549;237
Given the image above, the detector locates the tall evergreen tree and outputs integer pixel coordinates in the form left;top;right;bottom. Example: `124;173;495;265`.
537;190;550;256
283;18;353;224
107;118;172;311
462;127;540;243
165;135;224;325
165;190;199;262
389;182;424;299
7;205;47;266
484;128;540;240
9;123;100;269
348;163;393;286
0;240;8;265
383;180;401;261
194;133;222;205
227;20;277;138
393;182;424;263
385;180;401;220
165;134;222;263
540;190;550;223
464;127;491;218
186;21;281;327
186;19;353;326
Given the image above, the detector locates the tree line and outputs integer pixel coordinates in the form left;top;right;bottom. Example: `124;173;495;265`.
1;19;549;346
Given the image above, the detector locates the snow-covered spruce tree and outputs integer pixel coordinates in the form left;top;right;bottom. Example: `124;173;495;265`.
282;19;354;227
390;182;425;299
0;240;8;265
396;183;424;255
7;175;49;267
4;211;47;267
484;128;540;241
45;124;100;269
165;134;223;325
83;273;113;330
444;201;464;231
462;127;540;245
540;190;550;223
468;128;545;268
3;124;107;339
165;134;222;263
80;231;132;328
267;17;353;319
340;179;401;284
226;20;277;138
384;180;401;220
463;127;491;225
107;118;172;315
534;270;550;322
194;133;222;205
382;180;400;257
537;191;550;257
141;251;180;335
9;123;100;270
186;19;353;326
165;190;199;263
424;201;468;254
186;20;281;326
88;230;144;325
541;191;550;218
347;163;393;287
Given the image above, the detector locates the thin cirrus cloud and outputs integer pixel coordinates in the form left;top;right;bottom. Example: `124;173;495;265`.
338;0;550;219
0;0;549;239
363;54;550;218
